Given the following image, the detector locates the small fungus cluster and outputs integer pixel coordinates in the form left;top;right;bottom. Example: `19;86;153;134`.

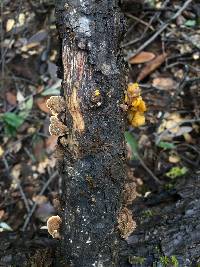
125;83;146;127
46;96;68;136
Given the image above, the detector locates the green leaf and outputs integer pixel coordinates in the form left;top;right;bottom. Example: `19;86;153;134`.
18;96;33;119
166;166;188;179
185;20;196;27
124;131;138;160
1;112;24;128
157;141;175;150
41;80;61;96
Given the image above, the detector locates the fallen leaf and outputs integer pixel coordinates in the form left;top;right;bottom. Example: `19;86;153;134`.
33;195;48;204
16;91;25;103
129;51;155;64
6;19;15;32
6;92;17;105
18;13;25;26
0;222;13;232
35;202;55;222
169;154;180;163
11;164;21;189
28;30;48;44
41;80;62;96
21;42;40;52
0;210;5;220
152;77;177;90
137;53;167;81
8;141;22;153
0;146;4;157
45;136;58;154
33;136;45;162
48;61;58;80
36;97;51;113
175;126;193;137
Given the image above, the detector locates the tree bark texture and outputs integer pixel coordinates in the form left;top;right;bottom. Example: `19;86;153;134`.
55;1;128;266
127;174;200;267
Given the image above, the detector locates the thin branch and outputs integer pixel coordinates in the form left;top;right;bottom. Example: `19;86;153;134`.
125;0;192;61
126;13;154;30
137;153;162;185
22;171;58;231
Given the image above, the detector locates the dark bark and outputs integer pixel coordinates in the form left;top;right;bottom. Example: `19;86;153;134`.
55;1;128;266
127;174;200;267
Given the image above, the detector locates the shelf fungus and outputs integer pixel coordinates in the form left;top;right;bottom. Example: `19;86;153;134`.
46;96;68;136
46;96;66;115
49;116;68;136
123;83;147;127
117;207;136;239
47;215;62;239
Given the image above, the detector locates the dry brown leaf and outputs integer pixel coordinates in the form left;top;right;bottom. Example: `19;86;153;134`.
0;210;5;220
6;92;17;105
129;51;155;64
36;97;51;113
152;77;176;90
45;136;58;154
137;52;167;82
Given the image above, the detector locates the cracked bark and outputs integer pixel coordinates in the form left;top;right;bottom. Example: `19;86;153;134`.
55;1;129;266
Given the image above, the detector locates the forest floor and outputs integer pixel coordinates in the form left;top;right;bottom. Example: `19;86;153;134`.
0;0;200;266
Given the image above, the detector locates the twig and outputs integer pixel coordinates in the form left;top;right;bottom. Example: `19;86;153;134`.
137;153;162;185
22;171;58;231
126;13;154;31
156;118;200;145
125;0;192;61
18;183;31;212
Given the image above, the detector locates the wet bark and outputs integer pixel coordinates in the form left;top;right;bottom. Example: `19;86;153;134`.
127;174;200;267
55;1;128;266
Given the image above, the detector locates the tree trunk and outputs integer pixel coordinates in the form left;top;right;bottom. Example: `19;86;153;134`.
127;174;200;267
54;1;128;266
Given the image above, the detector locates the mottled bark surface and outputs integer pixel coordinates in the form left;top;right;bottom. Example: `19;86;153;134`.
128;174;200;267
55;1;128;266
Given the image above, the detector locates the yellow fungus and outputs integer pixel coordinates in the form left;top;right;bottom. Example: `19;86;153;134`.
131;112;145;127
124;83;147;128
131;97;146;112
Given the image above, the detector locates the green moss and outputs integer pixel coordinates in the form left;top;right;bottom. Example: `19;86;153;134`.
171;255;179;267
160;256;170;266
129;256;146;265
142;209;154;218
159;255;179;267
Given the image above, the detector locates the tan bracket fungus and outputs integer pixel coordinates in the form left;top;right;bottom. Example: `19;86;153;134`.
47;215;62;239
46;96;68;136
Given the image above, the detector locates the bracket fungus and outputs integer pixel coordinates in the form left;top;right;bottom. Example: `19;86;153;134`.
47;215;62;239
